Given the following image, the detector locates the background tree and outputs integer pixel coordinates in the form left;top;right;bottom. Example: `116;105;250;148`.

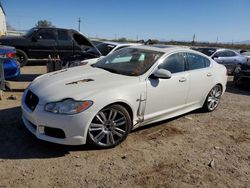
35;20;55;28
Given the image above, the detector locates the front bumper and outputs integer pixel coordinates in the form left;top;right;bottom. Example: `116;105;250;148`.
21;90;95;145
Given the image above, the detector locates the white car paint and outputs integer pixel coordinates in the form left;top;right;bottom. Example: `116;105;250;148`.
21;45;227;146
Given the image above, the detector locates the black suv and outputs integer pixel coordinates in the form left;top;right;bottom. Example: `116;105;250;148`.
0;27;98;66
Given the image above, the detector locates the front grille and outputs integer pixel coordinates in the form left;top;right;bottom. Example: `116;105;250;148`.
44;127;66;139
25;90;39;111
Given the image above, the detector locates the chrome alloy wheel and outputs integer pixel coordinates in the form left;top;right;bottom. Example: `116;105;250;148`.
88;105;131;148
206;85;222;111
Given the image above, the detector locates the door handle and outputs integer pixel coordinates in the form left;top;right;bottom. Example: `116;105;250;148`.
207;73;212;77
179;77;187;82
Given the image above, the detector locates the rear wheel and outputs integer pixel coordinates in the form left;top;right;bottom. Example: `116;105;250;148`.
87;104;131;148
202;85;222;112
234;73;243;88
16;49;28;67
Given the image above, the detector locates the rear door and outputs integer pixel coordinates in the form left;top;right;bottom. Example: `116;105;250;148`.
185;53;213;106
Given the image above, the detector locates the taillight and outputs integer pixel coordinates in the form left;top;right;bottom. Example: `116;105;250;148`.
7;52;16;58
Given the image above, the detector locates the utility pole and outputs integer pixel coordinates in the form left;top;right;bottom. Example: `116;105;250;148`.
78;17;81;31
192;34;196;46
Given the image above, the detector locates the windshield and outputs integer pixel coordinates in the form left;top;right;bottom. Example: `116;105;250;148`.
93;48;163;76
24;28;38;38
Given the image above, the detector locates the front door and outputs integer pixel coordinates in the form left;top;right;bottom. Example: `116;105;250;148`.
144;52;189;124
28;28;57;59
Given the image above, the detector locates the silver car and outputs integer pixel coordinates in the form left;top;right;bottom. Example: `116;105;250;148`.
193;48;247;74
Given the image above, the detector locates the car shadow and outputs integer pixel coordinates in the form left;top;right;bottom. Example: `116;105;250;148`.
0;106;99;160
226;80;250;96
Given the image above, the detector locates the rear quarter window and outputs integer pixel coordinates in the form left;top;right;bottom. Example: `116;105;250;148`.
186;53;211;70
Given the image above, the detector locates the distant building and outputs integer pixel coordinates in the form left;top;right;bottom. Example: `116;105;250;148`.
0;2;7;36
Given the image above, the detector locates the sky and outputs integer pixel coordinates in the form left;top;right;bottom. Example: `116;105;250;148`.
1;0;250;42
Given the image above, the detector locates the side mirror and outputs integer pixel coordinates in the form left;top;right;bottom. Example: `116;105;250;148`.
150;69;172;79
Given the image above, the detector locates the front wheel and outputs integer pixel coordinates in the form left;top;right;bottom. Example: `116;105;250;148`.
202;85;222;112
87;104;131;148
16;49;28;67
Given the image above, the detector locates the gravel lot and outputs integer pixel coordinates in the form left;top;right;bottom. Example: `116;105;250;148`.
0;65;249;188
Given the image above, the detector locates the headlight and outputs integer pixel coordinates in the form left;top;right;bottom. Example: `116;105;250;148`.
45;99;93;115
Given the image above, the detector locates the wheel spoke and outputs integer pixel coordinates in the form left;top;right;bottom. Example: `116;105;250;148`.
96;114;104;124
215;92;221;98
108;110;117;121
208;101;214;109
208;97;213;102
114;117;125;123
106;132;115;145
99;112;107;122
89;123;103;132
114;127;126;134
116;120;126;126
112;129;123;138
106;132;110;145
95;131;106;143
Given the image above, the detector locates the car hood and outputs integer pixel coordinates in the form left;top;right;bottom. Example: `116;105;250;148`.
72;30;102;56
29;66;140;104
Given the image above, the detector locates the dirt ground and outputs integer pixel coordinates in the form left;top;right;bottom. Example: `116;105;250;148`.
0;65;249;188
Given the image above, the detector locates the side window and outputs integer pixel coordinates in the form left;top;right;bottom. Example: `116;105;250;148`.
159;53;185;73
58;30;70;41
214;51;226;57
226;50;236;57
186;53;210;70
37;29;55;40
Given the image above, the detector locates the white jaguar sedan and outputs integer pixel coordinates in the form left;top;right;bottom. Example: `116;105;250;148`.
21;45;227;148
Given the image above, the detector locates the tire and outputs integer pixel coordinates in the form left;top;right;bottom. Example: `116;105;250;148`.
234;73;243;88
16;49;28;67
87;104;132;148
202;85;222;112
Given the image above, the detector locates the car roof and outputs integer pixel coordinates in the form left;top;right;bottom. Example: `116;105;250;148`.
127;44;197;54
193;47;237;52
100;41;140;47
